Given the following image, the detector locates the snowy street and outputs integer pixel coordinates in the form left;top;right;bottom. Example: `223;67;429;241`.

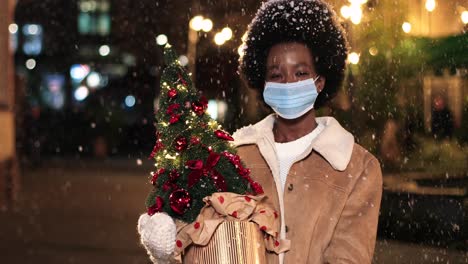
1;159;467;264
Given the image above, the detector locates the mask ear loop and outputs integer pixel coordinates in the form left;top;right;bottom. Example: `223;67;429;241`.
313;75;320;83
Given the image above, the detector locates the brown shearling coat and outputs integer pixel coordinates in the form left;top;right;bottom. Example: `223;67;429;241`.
232;115;383;264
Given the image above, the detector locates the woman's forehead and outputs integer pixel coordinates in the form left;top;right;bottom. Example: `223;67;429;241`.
267;43;313;67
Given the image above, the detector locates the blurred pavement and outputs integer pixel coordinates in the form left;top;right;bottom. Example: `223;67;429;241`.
0;158;467;264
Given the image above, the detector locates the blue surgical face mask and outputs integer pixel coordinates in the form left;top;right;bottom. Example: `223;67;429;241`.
263;76;320;119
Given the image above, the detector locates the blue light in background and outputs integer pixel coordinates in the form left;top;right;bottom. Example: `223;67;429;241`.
70;64;90;82
125;95;136;108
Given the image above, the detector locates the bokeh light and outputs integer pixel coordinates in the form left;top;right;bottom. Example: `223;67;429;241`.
8;23;18;34
74;86;89;101
425;0;436;12
26;58;36;69
189;16;204;31
201;18;213;32
125;95;136;107
99;45;110;56
156;34;168;46
402;22;412;33
348;52;360;64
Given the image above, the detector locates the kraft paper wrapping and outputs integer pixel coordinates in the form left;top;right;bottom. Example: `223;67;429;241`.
173;192;290;260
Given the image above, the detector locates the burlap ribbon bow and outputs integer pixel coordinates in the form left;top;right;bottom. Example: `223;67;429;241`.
173;192;291;256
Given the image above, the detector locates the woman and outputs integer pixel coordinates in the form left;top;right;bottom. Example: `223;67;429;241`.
139;0;382;263
234;0;382;263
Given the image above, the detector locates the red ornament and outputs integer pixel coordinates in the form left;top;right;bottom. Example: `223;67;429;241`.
214;130;234;141
244;196;251;202
178;73;188;86
162;181;178;192
168;89;178;99
149;132;164;159
250;181;264;195
151;168;166;185
147;196;164;216
169;189;192;215
173;136;188;152
194;222;200;229
186;152;227;191
218;196;224;204
191;96;208;116
169;114;181;124
169;169;181;181
166;103;180;115
190;136;201;145
260;226;267;231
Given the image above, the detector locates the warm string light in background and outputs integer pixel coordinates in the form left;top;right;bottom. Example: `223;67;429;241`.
462;11;468;24
340;0;368;25
402;22;412;33
425;0;436;12
348;52;360;64
190;15;213;32
214;27;233;46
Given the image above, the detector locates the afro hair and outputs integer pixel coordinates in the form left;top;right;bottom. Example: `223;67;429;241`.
239;0;349;109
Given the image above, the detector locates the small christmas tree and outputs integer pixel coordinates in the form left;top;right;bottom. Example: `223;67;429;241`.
146;44;263;223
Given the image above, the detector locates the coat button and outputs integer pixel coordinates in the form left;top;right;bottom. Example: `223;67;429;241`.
287;184;293;191
285;225;289;233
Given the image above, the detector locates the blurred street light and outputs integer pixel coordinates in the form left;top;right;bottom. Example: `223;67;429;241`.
201;18;213;32
188;15;214;85
221;27;232;40
214;32;226;45
402;22;412;33
214;27;233;46
462;11;468;24
425;0;436;12
189;15;204;31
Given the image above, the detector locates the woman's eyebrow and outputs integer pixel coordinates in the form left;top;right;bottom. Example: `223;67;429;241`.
266;65;280;71
294;62;312;68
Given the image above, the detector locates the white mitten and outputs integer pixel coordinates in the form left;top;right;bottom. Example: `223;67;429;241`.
137;213;177;264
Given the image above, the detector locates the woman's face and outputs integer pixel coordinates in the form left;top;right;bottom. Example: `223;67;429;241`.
265;42;324;92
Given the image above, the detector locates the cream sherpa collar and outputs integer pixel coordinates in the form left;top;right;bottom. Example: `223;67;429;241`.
232;114;354;171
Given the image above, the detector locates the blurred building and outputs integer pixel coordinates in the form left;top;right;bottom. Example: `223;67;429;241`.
2;0;468;162
0;0;19;209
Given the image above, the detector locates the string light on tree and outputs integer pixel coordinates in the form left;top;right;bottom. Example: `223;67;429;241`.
145;44;263;223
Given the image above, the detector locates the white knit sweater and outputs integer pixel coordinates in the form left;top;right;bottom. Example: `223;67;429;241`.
274;123;325;192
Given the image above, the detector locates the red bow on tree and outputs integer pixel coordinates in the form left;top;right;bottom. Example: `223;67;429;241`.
186;152;227;192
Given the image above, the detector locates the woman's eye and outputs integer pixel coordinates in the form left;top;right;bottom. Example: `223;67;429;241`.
269;74;281;79
297;72;309;76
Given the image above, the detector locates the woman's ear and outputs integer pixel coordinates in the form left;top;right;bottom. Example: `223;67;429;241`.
316;76;326;93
